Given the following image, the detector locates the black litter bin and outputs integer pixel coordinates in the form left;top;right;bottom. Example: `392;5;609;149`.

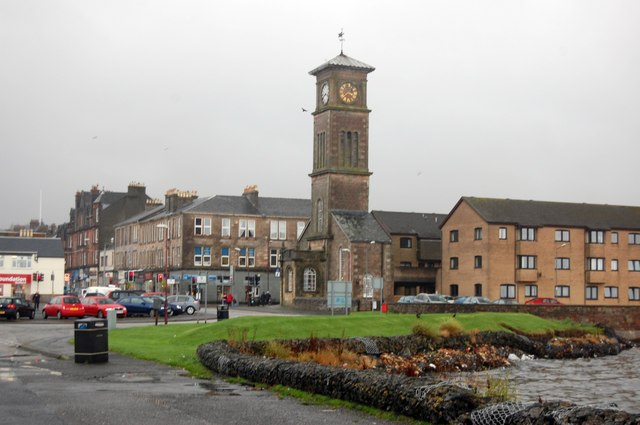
217;305;229;320
74;317;108;363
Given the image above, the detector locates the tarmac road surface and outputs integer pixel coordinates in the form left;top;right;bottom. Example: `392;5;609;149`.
0;309;412;425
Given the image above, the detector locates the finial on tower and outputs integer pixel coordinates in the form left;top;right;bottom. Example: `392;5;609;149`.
338;28;345;54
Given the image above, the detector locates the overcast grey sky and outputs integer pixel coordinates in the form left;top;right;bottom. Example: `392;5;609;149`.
1;0;639;229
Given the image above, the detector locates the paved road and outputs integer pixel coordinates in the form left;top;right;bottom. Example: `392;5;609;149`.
0;307;412;425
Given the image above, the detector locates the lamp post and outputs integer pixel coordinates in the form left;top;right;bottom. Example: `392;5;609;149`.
156;223;169;325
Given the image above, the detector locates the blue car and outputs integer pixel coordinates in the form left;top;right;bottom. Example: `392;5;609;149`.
116;296;183;317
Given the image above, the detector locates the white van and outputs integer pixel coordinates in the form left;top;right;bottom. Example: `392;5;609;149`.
81;286;120;298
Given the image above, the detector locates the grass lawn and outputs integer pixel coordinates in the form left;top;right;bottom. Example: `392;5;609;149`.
108;311;597;378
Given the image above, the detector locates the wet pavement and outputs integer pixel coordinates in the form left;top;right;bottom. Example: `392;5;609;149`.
0;307;411;425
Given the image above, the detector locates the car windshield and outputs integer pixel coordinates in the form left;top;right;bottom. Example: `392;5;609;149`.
428;294;446;302
96;298;115;305
63;297;80;304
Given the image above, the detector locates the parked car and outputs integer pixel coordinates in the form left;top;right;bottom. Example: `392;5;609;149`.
442;295;455;303
493;298;519;305
107;289;144;302
525;297;563;305
397;295;416;304
42;296;85;319
81;296;127;318
166;295;200;315
0;297;36;320
414;293;448;304
116;296;182;317
142;292;167;298
453;296;492;304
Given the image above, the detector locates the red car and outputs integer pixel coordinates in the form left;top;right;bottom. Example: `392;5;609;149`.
81;296;127;318
42;295;86;319
525;297;563;305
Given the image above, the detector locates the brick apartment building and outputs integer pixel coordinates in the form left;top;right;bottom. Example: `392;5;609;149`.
440;197;640;305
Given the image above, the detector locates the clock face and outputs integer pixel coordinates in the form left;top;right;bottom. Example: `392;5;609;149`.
321;82;329;105
339;82;358;104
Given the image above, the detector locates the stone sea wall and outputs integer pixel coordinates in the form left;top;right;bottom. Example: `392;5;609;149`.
197;332;639;424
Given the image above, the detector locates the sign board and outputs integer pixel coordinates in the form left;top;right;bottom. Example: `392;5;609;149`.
372;277;384;289
208;275;218;281
328;280;352;315
167;278;176;285
196;276;207;284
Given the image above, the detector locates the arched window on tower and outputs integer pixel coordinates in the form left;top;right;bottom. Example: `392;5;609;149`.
303;268;316;292
351;131;359;167
339;131;359;168
316;198;324;233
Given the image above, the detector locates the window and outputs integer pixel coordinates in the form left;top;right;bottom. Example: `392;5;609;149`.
519;227;536;241
286;268;293;292
629;233;640;245
450;284;459;297
11;256;32;269
611;259;618;271
517;255;536;269
194;217;211;235
221;218;231;237
449;257;459;269
194;246;203;266
629;287;640;301
203;247;211;266
400;237;412;248
588;230;604;244
450;230;459;242
239;219;256;238
297;221;306;239
555;230;570;242
474;227;483;240
604;286;619;299
629;260;640;271
270;220;287;240
525;285;538;297
588;257;605;271
500;284;516;299
555;285;570;298
555;257;570;270
474;283;482;297
499;227;507;240
363;275;373;298
303;268;316;292
611;232;618;244
269;249;279;268
474;256;482;268
586;286;598;300
221;247;230;267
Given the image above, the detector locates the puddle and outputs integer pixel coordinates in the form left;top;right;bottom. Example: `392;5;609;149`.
198;381;241;396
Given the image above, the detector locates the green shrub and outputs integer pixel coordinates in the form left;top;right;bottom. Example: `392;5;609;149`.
439;318;463;337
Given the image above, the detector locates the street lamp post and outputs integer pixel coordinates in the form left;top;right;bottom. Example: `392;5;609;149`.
157;224;169;325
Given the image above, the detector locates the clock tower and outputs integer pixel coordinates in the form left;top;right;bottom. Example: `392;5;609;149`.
307;53;375;239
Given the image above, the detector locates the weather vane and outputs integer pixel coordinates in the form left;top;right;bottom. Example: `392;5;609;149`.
338;28;345;54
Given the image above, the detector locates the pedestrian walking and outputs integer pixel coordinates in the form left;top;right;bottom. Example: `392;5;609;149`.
32;292;41;310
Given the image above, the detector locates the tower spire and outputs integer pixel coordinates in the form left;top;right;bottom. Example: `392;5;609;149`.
338;29;345;54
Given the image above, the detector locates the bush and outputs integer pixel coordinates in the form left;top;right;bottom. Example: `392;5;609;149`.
439;318;463;337
412;322;438;338
264;341;292;359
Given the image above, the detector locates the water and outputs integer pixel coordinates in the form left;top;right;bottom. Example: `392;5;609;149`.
485;347;640;413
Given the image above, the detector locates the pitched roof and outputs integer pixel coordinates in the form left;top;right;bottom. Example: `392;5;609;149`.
332;210;391;243
0;237;64;258
455;197;640;230
372;211;447;239
183;195;311;218
309;53;375;75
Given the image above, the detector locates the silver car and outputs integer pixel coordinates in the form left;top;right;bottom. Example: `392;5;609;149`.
414;293;447;304
166;295;200;315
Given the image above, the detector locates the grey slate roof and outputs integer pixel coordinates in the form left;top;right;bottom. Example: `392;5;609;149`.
309;53;375;75
183;195;311;218
372;211;447;239
0;237;64;258
455;197;640;230
332;210;391;243
116;204;168;226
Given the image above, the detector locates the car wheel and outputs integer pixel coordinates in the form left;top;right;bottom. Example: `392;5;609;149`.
43;311;48;319
167;309;174;317
186;306;195;315
57;311;62;320
29;311;35;320
97;310;104;318
148;310;155;318
15;311;21;320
